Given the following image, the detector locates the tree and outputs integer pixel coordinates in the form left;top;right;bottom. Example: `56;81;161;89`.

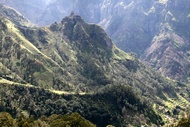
176;118;190;127
0;112;15;127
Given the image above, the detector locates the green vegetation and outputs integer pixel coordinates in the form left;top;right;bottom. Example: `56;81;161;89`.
0;7;189;127
0;112;96;127
0;112;15;127
176;118;190;127
0;83;164;127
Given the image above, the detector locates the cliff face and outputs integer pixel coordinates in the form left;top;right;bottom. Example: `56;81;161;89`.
142;0;190;82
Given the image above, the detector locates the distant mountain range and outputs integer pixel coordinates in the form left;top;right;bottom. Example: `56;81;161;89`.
1;0;190;84
0;1;190;126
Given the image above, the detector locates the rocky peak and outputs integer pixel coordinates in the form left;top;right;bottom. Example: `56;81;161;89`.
61;13;85;32
51;14;113;49
61;13;84;24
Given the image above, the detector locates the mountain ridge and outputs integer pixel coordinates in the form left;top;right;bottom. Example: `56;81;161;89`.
26;0;190;84
0;5;189;126
1;0;190;83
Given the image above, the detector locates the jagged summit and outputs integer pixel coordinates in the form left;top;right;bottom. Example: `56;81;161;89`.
13;0;190;83
51;14;113;50
61;13;84;24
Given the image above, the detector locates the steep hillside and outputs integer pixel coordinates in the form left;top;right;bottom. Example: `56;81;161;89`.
0;13;180;100
1;0;190;83
0;4;30;26
0;6;189;126
142;0;190;83
6;0;189;84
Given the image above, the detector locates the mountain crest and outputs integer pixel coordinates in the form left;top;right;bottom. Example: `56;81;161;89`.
61;13;84;25
0;3;30;26
51;14;113;51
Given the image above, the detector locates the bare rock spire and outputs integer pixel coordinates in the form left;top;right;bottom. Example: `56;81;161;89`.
70;11;75;17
